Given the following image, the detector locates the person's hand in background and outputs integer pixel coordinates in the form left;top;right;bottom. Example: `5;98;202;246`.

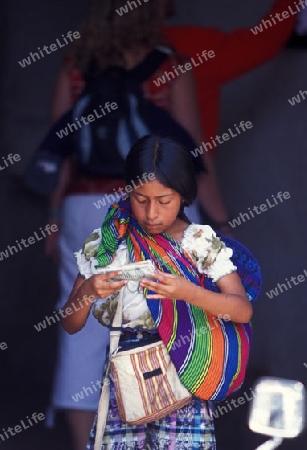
45;218;60;263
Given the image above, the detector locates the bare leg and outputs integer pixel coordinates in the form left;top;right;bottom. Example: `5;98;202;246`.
66;409;96;450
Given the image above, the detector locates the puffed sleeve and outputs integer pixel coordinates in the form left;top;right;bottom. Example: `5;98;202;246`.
74;228;129;279
181;225;237;282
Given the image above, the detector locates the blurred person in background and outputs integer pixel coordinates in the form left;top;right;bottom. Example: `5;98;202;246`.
46;1;230;449
164;0;296;152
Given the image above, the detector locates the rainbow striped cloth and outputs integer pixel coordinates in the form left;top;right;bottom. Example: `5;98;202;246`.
96;197;262;401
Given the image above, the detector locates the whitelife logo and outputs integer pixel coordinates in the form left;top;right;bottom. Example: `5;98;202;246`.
0;224;58;261
211;388;256;419
170;314;231;352
0;412;45;443
71;380;104;402
153;50;215;87
93;173;155;209
266;268;307;299
0;153;21;171
55;102;118;139
116;0;151;16
18;31;81;68
0;341;8;351
228;191;291;229
191;121;253;157
250;1;307;35
33;295;95;332
288;88;307;106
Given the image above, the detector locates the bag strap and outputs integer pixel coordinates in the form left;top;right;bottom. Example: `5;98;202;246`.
109;287;124;354
94;287;125;450
127;48;169;86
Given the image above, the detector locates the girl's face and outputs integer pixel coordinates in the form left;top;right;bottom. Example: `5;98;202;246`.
130;178;182;235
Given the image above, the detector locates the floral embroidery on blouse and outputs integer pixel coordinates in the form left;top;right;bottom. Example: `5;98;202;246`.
82;231;101;260
191;234;225;271
181;225;236;283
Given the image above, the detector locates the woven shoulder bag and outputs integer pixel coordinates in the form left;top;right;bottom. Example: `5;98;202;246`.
94;287;192;450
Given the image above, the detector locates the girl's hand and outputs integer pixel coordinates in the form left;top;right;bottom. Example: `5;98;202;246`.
62;272;127;335
140;271;195;301
84;271;127;299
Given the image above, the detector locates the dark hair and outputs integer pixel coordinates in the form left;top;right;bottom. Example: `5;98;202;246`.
125;135;198;221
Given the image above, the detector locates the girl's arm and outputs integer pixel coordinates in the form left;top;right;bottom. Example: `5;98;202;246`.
61;273;127;334
169;67;231;228
187;272;252;323
140;271;252;323
51;65;75;122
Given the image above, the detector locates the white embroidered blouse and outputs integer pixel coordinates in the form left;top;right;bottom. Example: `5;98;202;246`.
75;224;237;330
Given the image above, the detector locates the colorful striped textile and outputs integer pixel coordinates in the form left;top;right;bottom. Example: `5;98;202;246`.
96;197;262;401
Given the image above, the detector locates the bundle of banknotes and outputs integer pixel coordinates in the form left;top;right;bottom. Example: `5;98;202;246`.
96;260;156;281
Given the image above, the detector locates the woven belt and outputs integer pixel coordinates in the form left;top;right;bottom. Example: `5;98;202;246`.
120;329;159;342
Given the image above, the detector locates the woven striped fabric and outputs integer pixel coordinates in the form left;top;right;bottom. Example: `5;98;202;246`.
96;197;262;401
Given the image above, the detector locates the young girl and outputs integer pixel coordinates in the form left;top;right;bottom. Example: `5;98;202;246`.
48;2;230;446
62;135;253;449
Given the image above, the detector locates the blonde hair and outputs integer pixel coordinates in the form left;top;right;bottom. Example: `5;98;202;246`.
67;0;166;74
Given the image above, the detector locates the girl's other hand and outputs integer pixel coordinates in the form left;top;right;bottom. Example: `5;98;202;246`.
84;272;127;299
45;223;60;263
140;271;194;301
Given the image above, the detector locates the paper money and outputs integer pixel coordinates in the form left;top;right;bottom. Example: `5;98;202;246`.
96;260;156;281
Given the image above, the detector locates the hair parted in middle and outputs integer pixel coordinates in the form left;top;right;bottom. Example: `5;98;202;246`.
125;135;198;208
67;0;166;74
